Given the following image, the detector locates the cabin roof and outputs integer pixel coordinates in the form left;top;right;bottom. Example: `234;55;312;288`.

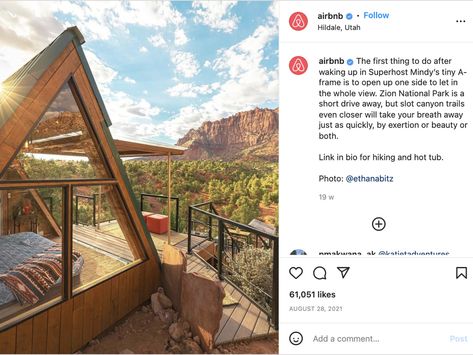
0;27;113;129
248;219;277;236
114;138;186;157
0;26;185;158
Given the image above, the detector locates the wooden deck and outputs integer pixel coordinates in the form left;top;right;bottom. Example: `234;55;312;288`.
153;231;277;345
73;224;134;262
71;226;276;345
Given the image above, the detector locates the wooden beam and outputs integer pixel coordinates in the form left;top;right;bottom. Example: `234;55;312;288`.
11;162;63;238
0;46;81;175
0;179;117;189
73;65;160;278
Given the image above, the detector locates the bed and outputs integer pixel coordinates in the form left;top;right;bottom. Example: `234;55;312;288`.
0;232;84;307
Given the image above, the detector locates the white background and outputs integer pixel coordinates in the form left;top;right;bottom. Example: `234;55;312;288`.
279;1;473;354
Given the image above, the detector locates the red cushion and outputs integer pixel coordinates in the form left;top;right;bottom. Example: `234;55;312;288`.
141;211;154;222
146;214;169;234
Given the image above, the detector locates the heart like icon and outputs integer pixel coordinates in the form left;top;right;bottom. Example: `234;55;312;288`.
289;267;303;279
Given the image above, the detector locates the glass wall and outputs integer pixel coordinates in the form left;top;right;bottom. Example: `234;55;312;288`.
0;82;111;181
72;185;140;293
0;79;144;328
0;187;63;322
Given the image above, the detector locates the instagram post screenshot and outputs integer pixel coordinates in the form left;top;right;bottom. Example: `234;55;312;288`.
0;1;471;355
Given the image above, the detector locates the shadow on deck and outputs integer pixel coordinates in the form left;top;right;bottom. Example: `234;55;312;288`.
151;231;277;345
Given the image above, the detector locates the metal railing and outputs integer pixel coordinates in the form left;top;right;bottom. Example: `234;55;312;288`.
74;194;115;226
140;193;180;232
74;194;96;226
188;201;278;329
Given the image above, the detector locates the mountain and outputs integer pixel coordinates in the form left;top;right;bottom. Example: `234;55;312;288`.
177;107;278;161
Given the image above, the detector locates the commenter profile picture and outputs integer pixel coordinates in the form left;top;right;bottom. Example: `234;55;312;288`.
291;249;307;255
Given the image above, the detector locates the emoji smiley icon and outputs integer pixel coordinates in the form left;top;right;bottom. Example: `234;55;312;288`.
289;331;303;346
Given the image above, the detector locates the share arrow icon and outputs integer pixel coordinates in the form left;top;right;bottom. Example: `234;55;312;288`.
337;267;350;279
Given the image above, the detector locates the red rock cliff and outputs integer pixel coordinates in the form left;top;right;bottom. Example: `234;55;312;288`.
177;107;278;161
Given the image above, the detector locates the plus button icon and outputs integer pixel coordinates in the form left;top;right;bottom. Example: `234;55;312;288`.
372;217;386;231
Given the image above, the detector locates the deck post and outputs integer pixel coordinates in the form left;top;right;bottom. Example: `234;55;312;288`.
187;206;192;254
175;197;179;232
272;237;279;330
75;195;79;225
92;194;97;226
167;152;172;244
217;219;224;280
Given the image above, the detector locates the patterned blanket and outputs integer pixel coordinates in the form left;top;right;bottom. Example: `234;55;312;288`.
0;244;82;305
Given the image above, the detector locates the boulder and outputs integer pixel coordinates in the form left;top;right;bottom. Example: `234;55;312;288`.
158;309;175;325
169;321;187;342
162;244;187;312
151;292;163;314
119;349;134;354
182;339;203;354
158;293;173;309
180;272;225;351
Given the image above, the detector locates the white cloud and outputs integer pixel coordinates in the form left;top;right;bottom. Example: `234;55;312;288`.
203;60;212;68
192;1;239;33
174;28;188;46
84;50;118;90
0;1;64;81
166;82;219;98
83;51;161;137
171;51;200;78
157;12;278;139
148;34;166;48
58;1;185;41
213;24;277;79
124;76;136;84
143;90;149;95
139;46;148;53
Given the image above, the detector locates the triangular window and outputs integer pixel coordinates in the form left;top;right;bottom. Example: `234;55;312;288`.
1;81;111;180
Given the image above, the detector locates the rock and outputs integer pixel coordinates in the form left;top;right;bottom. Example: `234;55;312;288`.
186;331;193;339
177;108;278;161
180;273;225;351
119;349;134;354
182;339;203;354
141;305;150;313
158;309;175;325
158;293;173;309
88;339;99;346
193;336;201;345
151;292;163;314
182;321;190;332
169;321;187;342
169;344;182;354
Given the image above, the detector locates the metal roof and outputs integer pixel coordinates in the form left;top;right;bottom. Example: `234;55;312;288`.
248;219;277;236
114;138;186;157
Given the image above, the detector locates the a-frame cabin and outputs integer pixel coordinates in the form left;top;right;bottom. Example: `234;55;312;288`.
0;27;163;353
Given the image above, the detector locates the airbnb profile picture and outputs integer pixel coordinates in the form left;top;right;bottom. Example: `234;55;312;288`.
289;56;308;75
289;12;308;31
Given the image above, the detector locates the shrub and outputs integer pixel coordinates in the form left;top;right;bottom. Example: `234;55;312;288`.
228;246;274;313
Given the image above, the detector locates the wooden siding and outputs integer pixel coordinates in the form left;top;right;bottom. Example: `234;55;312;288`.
0;260;156;354
0;34;161;355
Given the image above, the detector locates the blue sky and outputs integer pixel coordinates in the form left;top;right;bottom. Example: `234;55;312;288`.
0;1;279;144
